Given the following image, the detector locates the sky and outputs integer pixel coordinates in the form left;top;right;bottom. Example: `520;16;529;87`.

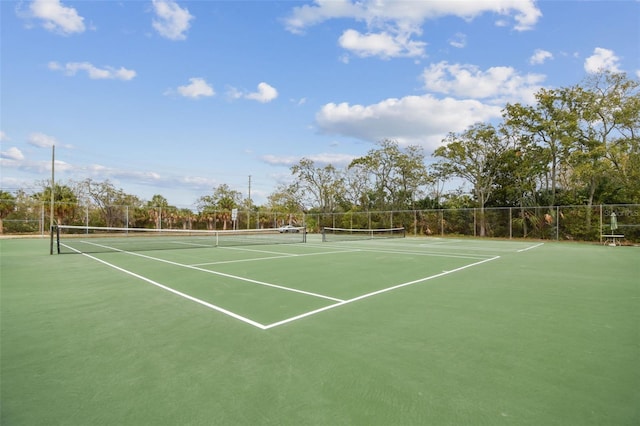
1;0;639;209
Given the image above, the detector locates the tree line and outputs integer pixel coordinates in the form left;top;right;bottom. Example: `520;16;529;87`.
1;71;638;235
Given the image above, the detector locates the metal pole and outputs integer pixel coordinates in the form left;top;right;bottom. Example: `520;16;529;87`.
49;145;55;254
509;207;512;239
248;175;251;229
599;204;603;244
556;206;559;241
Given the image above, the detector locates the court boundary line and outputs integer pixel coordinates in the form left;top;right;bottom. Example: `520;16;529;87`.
61;241;500;330
517;243;545;252
303;243;494;260
262;255;501;329
62;245;268;329
63;241;344;303
191;248;363;267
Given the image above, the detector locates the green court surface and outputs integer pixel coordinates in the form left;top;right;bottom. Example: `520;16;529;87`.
1;235;638;425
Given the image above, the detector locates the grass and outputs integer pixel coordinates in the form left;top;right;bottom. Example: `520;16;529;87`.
1;236;639;425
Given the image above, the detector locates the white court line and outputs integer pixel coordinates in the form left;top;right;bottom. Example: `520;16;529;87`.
305;243;490;260
73;241;344;303
191;249;362;267
63;242;500;330
347;247;490;260
517;242;544;252
61;244;268;329
219;246;300;256
263;255;501;329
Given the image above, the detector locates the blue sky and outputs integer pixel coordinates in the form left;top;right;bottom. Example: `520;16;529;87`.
1;0;639;208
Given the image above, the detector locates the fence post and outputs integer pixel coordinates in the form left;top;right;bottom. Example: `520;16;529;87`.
556;206;559;241
473;208;477;237
40;202;44;236
509;207;512;239
414;210;417;236
599;204;603;244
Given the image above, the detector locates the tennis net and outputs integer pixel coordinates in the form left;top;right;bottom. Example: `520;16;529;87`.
322;227;405;242
54;225;306;254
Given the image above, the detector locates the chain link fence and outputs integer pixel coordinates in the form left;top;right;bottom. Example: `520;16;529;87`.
1;200;638;244
305;204;640;244
0;199;304;235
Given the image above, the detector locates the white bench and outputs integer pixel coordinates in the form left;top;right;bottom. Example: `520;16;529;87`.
602;234;624;246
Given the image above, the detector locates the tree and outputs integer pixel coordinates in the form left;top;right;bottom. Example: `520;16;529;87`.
266;183;304;226
34;182;78;225
494;122;549;208
291;158;344;213
147;194;171;229
348;139;430;211
432;123;508;236
567;72;640;207
197;184;243;230
81;179;141;227
341;164;373;211
502;87;578;205
0;190;16;234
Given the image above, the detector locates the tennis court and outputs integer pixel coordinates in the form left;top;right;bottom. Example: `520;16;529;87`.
1;231;638;425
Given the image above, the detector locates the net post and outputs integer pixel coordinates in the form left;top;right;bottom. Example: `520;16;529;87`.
49;224;55;255
56;224;60;254
49;224;60;254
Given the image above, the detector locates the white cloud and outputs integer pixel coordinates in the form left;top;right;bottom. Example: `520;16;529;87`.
306;152;356;166
48;61;136;80
261;154;302;166
245;82;279;103
262;152;355;168
312;61;547;152
0;147;25;161
28;0;85;35
175;77;215;99
338;29;426;58
529;49;553;65
285;0;541;59
85;164;162;183
284;0;361;35
584;47;621;74
28;132;58;148
449;33;467;49
0;131;9;142
315;94;502;152
421;61;545;104
286;0;541;32
152;0;193;41
225;86;243;100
